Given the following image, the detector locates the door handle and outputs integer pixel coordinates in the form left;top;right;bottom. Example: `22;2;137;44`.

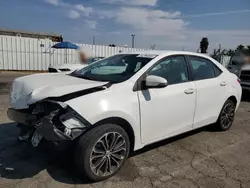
184;88;195;94
220;81;227;86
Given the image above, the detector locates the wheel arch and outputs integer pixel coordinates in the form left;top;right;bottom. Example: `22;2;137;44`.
215;95;238;123
227;95;237;106
93;117;135;153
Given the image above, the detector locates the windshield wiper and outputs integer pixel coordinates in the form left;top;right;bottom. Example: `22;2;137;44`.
69;74;120;83
73;75;96;81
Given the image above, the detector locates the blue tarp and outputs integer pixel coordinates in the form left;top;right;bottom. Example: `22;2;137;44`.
52;41;79;49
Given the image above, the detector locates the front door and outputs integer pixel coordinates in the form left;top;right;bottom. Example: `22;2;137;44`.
138;55;196;144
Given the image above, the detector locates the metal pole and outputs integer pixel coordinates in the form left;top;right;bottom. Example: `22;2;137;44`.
93;36;96;57
131;34;135;48
93;36;95;45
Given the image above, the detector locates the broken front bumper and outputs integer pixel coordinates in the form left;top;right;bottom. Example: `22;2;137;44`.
8;108;37;125
7;101;90;142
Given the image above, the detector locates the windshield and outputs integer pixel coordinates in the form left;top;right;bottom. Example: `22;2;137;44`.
87;57;104;64
71;54;156;83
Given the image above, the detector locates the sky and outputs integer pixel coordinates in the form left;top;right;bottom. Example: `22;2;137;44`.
0;0;250;51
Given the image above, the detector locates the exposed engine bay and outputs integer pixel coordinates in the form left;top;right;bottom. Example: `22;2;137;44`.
8;71;112;147
8;100;91;146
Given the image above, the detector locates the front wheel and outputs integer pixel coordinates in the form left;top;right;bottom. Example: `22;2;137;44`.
216;99;236;131
74;124;130;181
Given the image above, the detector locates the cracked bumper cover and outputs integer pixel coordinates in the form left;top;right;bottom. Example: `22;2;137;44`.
7;103;90;141
35;116;71;141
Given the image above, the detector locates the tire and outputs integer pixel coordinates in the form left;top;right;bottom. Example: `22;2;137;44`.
216;99;236;131
74;124;130;181
17;124;34;141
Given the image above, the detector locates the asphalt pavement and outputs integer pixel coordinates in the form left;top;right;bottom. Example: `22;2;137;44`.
0;72;250;188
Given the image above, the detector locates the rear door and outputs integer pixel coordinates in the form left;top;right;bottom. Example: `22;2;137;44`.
187;55;228;128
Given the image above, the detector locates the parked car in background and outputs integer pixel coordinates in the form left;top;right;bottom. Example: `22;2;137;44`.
48;57;104;73
227;53;250;92
8;51;241;181
239;64;250;92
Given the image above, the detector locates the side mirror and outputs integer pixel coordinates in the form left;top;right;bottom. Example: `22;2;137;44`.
145;75;168;88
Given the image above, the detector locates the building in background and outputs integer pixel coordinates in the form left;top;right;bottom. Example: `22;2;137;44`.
0;28;63;42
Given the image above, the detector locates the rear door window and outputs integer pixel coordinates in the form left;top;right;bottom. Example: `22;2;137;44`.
188;56;222;80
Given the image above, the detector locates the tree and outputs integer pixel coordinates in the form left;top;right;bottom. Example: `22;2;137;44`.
200;37;209;53
210;47;229;61
236;44;245;51
109;44;116;47
211;49;219;59
227;49;235;56
247;45;250;52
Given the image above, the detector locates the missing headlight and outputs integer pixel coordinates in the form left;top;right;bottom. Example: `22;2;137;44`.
32;100;68;115
61;116;87;129
59;109;91;139
31;100;90;140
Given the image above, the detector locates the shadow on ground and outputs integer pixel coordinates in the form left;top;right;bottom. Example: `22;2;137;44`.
0;122;139;185
0;121;217;185
0;82;11;95
0;122;89;184
131;125;215;157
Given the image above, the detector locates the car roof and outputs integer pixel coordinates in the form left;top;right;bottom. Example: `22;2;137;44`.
123;50;211;58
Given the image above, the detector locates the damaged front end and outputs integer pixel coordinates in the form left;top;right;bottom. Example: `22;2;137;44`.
8;100;91;146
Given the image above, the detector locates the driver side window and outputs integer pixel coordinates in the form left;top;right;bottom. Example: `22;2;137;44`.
148;56;189;85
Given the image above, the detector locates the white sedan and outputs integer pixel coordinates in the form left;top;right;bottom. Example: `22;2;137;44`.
8;51;242;181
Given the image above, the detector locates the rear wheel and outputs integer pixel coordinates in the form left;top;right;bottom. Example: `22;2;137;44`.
74;124;130;181
216;99;236;131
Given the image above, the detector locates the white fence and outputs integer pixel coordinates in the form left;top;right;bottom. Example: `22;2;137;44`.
220;55;231;67
0;35;231;71
0;36;148;71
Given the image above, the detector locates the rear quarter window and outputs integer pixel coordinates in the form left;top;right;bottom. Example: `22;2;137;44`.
213;64;222;77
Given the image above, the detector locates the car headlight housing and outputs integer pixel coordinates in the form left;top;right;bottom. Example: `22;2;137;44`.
59;110;90;138
61;116;87;129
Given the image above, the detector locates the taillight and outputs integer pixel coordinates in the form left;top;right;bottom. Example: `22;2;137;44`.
237;78;241;83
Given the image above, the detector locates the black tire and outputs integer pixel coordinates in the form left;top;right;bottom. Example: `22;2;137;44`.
216;99;236;131
17;124;34;141
74;124;130;182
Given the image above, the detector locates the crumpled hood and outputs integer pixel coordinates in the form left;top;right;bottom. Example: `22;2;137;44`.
10;73;108;109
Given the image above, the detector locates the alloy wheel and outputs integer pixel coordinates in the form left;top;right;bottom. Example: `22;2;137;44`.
90;132;127;177
220;102;235;129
